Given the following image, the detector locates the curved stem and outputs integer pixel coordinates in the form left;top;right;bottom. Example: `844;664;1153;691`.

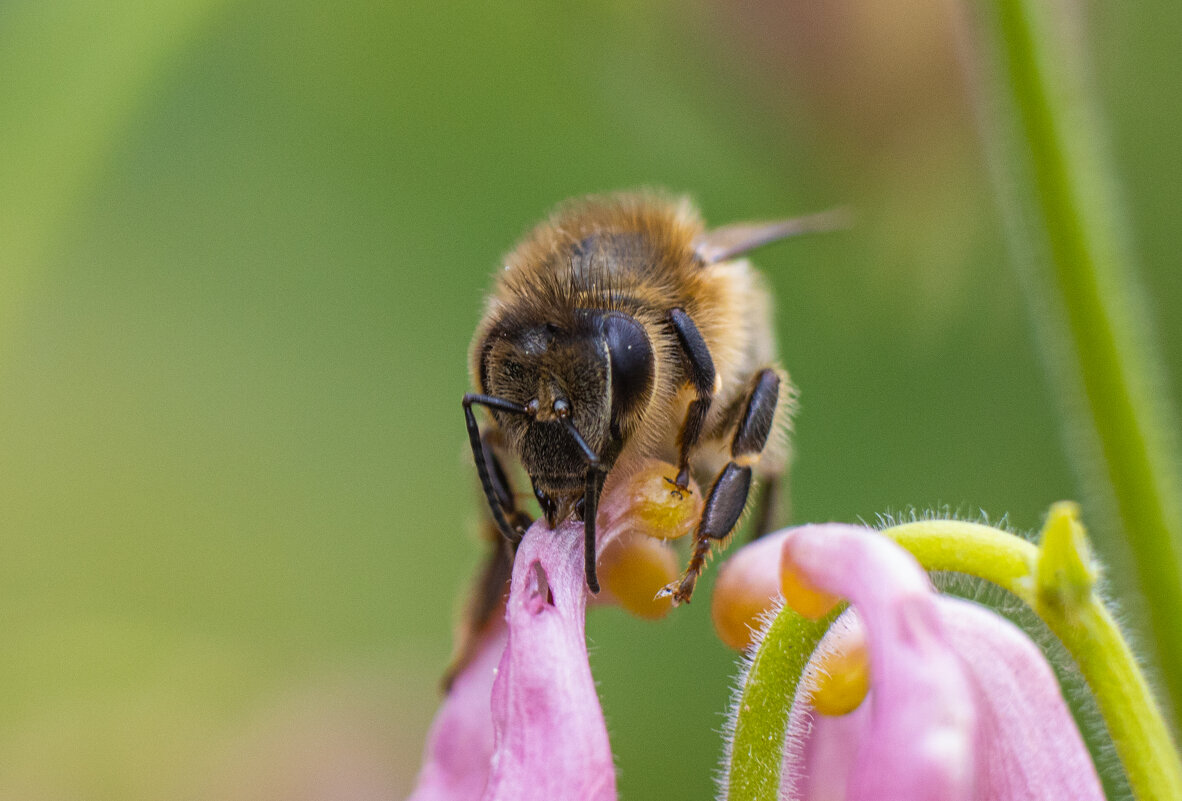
724;609;837;801
880;519;1037;594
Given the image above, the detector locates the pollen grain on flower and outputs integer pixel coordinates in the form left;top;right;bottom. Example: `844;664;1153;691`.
780;548;842;621
711;530;789;650
594;458;701;620
601;458;702;542
808;621;869;717
597;533;677;619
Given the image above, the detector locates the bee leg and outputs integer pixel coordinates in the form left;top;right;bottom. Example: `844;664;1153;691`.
668;308;716;490
749;474;783;540
441;529;514;692
463;393;530;543
663;369;781;604
443;432;532;691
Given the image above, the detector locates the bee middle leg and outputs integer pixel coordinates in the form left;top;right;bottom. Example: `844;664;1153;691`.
668;308;716;490
662;368;781;605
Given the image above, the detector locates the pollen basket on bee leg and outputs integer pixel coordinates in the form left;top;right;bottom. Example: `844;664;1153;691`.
603;459;702;542
593;458;702;619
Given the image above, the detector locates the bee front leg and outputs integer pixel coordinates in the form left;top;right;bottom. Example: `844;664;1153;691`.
662;368;781;605
481;429;533;535
668;308;716;490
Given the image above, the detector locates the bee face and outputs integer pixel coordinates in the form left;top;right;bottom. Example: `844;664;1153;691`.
481;321;612;490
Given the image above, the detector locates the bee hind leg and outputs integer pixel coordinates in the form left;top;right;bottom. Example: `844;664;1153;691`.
441;531;513;692
749;471;784;540
661;368;781;605
443;433;531;691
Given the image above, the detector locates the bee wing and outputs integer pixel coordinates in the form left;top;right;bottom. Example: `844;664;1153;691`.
692;207;851;265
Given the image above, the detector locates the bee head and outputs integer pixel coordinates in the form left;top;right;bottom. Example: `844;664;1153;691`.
479;310;654;492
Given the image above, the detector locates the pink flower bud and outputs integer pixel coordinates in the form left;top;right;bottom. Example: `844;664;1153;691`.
777;524;1105;801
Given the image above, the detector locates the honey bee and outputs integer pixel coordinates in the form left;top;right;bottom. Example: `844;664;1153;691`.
455;192;838;674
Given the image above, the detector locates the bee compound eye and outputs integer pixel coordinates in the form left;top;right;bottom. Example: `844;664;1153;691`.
604;313;653;415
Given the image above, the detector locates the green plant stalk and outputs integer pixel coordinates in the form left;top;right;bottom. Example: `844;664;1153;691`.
725;610;837;801
984;0;1182;724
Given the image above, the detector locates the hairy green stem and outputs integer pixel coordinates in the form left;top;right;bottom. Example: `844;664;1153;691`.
981;0;1182;726
725;610;837;801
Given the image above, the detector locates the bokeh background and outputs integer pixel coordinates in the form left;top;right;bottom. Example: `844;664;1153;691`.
1;1;1179;798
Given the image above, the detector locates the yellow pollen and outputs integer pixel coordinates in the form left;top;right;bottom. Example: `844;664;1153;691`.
597;459;701;619
780;553;841;619
616;459;702;541
810;627;870;716
598;534;677;619
711;580;776;651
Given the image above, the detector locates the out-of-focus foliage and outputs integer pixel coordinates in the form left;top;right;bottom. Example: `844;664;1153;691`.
0;0;1177;798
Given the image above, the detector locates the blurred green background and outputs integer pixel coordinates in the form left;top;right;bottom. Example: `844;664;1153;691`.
1;1;1178;798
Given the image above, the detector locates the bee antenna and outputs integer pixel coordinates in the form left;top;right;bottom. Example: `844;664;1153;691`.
582;467;604;594
558;415;604;594
558;416;601;470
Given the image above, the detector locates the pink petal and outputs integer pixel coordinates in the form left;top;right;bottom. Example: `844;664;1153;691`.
711;530;792;650
789;620;872;801
408;619;506;801
788;604;977;801
779;524;1102;801
482;520;617;801
939;597;1104;800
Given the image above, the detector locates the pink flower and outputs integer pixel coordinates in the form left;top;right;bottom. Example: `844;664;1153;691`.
484;520;616;801
411;489;1108;799
407;520;616;801
716;523;1106;801
408;618;505;801
408;458;699;801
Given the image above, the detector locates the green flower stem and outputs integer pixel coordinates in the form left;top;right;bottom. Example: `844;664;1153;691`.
982;0;1182;724
725;609;838;801
881;519;1037;594
884;511;1182;801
